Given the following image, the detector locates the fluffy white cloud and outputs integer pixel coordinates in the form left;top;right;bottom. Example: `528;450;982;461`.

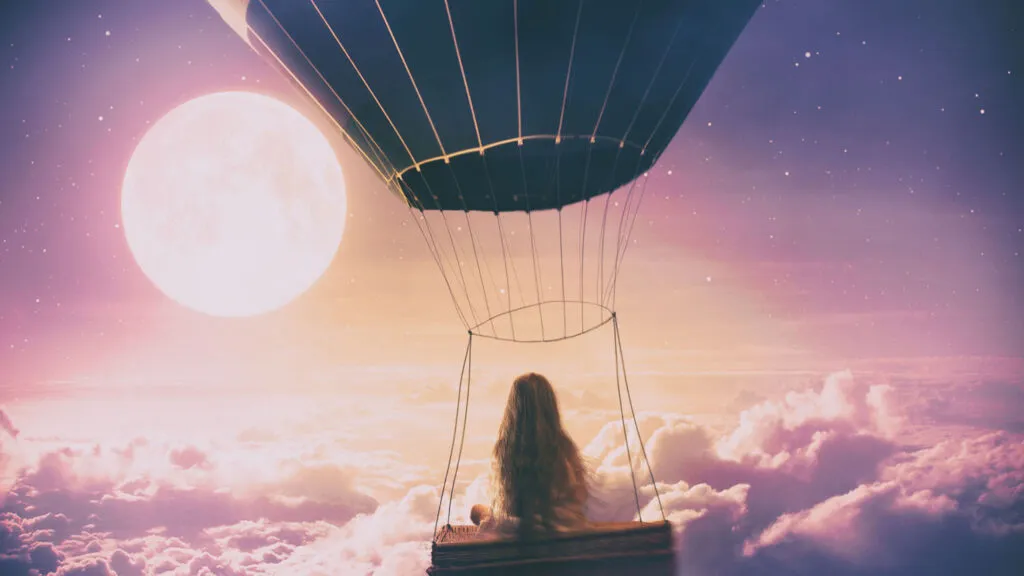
1;372;1021;575
572;371;1023;575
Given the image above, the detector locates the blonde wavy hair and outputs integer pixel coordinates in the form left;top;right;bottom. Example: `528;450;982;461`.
491;373;589;537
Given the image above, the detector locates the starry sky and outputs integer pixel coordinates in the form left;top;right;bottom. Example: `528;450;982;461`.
2;0;1021;387
1;1;1023;575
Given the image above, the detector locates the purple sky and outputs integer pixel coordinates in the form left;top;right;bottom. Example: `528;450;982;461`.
0;1;1022;575
2;0;1021;385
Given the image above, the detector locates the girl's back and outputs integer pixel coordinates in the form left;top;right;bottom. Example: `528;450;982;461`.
486;373;590;537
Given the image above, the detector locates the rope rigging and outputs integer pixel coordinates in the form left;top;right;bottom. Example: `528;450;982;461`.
432;315;665;543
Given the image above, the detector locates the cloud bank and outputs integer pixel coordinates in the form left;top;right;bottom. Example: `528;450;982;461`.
2;371;1022;575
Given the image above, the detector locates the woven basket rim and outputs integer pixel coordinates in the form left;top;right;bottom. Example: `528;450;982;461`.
433;519;673;550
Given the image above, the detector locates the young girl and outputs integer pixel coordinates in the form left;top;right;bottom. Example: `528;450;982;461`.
472;372;590;538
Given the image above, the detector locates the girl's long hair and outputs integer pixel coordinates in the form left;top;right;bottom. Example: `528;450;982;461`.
492;373;589;537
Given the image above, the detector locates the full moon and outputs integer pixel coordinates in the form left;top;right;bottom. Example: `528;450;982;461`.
121;92;347;317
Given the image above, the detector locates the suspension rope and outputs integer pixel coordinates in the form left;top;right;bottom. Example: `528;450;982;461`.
246;16;392;185
553;2;583;340
556;0;585;142
432;333;473;542
441;1;501;337
641;58;698;154
590;1;642;140
577;199;590;332
420;198;476;327
396;181;470;330
608;169;651;309
375;0;447;157
620;17;686;143
440;156;499;337
443;0;482;150
254;7;397;180
375;0;490;330
614;315;666;520
605;187;634;306
497;213;525;336
604;185;636;307
613;181;638;278
438;209;483;330
461;209;499;337
470;146;515;339
267;0;478;338
413;167;483;329
551;148;567;339
605;157;647;307
494;211;517;340
513;0;522;142
607;23;714;309
306;0;416;170
264;0;484;331
597;18;685;309
402;199;470;329
558;208;567;338
498;214;527;311
596;173;616;307
445;332;474;528
526;209;546;340
517;141;545;338
613;312;643;523
571;2;640;331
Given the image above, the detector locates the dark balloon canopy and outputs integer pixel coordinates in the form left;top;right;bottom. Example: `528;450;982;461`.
235;0;761;212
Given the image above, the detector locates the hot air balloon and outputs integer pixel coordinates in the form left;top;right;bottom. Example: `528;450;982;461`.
207;0;761;573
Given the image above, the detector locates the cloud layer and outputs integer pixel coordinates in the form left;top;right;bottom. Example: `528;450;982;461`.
2;372;1022;575
591;371;1024;575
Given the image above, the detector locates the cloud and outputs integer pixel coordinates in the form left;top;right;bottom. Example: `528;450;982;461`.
0;408;18;439
578;370;1023;575
1;407;21;506
746;481;955;557
744;468;1024;575
0;408;385;574
0;372;1021;575
167;446;211;470
273;484;437;575
909;379;1024;433
0;513;66;576
108;549;146;576
643;372;900;527
54;556;115;576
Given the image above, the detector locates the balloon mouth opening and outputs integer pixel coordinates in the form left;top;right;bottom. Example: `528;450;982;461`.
468;300;613;343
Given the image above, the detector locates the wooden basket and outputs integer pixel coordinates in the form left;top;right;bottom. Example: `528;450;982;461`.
427;521;675;575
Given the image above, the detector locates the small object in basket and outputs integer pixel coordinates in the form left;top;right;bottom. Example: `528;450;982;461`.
470;504;492;526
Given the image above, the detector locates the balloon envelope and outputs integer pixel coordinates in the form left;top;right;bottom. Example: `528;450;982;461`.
213;0;761;212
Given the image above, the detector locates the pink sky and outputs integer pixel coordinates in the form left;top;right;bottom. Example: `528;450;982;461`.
3;98;1022;573
2;1;1023;574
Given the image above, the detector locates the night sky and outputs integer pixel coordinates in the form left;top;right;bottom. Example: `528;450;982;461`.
1;1;1024;575
2;1;1022;384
